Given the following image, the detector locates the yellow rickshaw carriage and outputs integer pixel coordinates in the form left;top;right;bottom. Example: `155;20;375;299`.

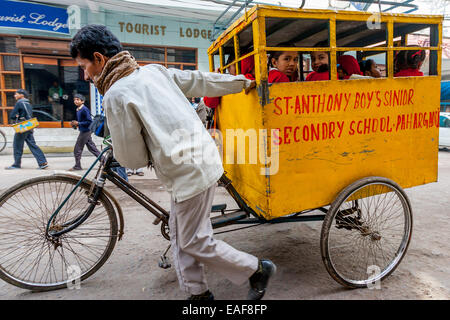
207;5;443;287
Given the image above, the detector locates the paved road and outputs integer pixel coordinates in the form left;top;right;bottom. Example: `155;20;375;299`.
0;151;449;300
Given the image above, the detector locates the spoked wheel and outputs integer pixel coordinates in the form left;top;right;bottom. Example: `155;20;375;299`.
320;177;413;288
0;175;118;291
0;130;6;153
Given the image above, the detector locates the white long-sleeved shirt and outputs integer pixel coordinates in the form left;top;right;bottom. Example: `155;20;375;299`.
103;64;253;202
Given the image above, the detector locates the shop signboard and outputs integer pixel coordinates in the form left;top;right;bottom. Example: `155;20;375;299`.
0;0;69;34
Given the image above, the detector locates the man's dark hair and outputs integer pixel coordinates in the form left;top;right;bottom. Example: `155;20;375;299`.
74;93;85;101
70;24;123;61
16;89;29;98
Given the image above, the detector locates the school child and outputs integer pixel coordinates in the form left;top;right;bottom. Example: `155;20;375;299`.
394;49;426;77
268;48;299;83
359;59;382;78
337;55;363;79
305;51;330;81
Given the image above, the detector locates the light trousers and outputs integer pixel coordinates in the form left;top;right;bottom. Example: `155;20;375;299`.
169;184;259;295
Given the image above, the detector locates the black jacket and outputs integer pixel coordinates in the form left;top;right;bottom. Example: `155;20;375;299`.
10;98;32;123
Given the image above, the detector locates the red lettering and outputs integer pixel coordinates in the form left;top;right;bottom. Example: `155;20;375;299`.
302;95;310;114
303;126;310;141
274;97;282;115
396;115;402;131
322;122;328;140
311;124;320;141
357;121;363;134
349;121;355;135
284;126;292;144
386;116;392;132
284;96;292;115
408;89;414;105
294;127;301;142
364;118;371;134
295;96;301;114
372;118;379;133
329;122;335;139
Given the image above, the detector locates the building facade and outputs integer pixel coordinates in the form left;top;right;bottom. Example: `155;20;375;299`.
0;0;216;128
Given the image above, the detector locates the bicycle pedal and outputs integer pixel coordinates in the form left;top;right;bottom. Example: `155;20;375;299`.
158;256;171;269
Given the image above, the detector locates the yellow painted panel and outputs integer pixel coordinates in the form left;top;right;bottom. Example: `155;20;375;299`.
217;77;440;220
217;90;270;217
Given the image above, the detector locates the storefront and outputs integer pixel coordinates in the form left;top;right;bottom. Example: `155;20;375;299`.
0;0;215;127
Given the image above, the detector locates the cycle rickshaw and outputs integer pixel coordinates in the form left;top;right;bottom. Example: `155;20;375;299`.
0;5;443;291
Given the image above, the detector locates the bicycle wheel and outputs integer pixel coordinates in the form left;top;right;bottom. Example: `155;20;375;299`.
0;129;6;153
0;175;118;291
320;176;413;288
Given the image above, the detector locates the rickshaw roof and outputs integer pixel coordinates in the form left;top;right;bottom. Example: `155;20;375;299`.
208;5;443;55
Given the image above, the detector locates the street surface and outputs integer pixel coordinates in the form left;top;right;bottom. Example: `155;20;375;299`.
0;151;449;300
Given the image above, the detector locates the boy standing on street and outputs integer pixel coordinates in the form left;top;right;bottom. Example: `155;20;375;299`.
70;24;276;300
70;94;101;171
6;89;48;170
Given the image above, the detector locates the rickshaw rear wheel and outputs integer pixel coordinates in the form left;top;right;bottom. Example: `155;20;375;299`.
320;176;413;288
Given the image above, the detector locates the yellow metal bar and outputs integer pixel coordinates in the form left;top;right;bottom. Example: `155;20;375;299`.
252;16;267;83
208;6;259;55
223;50;257;71
265;47;330;52
233;34;241;75
391;46;440;51
257;6;442;23
330;18;337;82
219;46;224;74
208;54;214;72
438;22;443;77
387;19;394;79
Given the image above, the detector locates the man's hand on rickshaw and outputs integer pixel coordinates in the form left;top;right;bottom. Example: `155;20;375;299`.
245;80;256;94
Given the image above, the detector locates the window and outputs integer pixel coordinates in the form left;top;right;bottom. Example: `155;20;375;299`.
124;44;197;70
394;23;439;76
0;37;22;126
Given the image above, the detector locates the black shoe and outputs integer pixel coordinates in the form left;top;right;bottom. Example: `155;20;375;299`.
187;290;214;301
248;259;276;300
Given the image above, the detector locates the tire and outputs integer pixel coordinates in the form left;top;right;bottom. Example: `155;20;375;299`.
0;130;6;153
0;175;118;291
320;177;413;288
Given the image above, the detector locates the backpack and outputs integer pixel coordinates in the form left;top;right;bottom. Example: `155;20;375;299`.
89;114;105;137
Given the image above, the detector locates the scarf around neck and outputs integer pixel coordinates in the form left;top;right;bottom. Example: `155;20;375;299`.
94;51;139;96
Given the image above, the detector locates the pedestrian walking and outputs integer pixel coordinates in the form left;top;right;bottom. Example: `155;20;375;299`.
69;94;101;171
70;24;275;300
6;89;48;170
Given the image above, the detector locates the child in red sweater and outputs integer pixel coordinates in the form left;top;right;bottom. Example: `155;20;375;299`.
394;49;426;77
306;51;330;81
268;49;299;83
337;55;363;79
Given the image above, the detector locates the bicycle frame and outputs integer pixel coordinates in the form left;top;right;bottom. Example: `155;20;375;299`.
45;142;328;239
46;145;169;238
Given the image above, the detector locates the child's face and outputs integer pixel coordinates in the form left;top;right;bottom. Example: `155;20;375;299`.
368;62;382;78
311;51;329;72
272;51;298;77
